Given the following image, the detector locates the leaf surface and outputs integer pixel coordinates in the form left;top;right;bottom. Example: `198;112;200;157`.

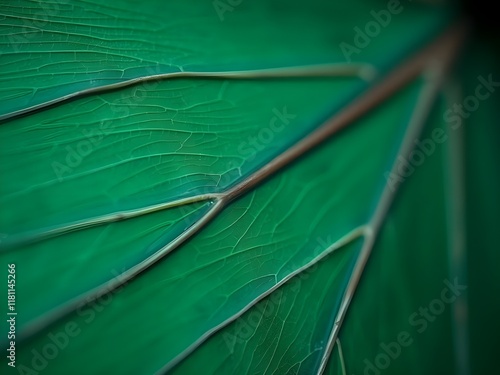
1;1;498;375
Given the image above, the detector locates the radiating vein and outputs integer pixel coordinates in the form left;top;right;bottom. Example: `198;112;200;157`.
0;63;376;121
158;226;367;374
316;22;466;375
15;23;464;356
19;199;225;340
336;339;347;375
1;193;221;250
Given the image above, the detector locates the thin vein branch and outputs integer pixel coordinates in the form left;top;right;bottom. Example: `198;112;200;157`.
16;23;465;361
1;193;222;250
337;338;347;375
19;199;225;341
158;226;367;374
316;22;466;375
0;63;377;122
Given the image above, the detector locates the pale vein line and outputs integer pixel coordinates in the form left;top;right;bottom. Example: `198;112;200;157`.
2;62;376;244
153;25;465;372
156;226;367;374
54;21;464;373
2;35;434;250
1;193;222;250
16;23;463;354
443;80;469;375
336;338;347;375
223;27;461;205
316;23;466;375
0;63;377;121
19;199;225;341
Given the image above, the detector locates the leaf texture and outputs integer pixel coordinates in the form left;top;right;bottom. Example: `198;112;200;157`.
0;1;499;375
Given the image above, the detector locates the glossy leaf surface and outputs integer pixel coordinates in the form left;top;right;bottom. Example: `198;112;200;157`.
0;1;498;375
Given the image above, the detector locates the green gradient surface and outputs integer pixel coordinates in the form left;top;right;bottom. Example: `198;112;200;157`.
0;1;498;375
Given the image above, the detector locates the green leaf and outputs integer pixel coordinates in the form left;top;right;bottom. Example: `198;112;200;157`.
1;1;498;375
